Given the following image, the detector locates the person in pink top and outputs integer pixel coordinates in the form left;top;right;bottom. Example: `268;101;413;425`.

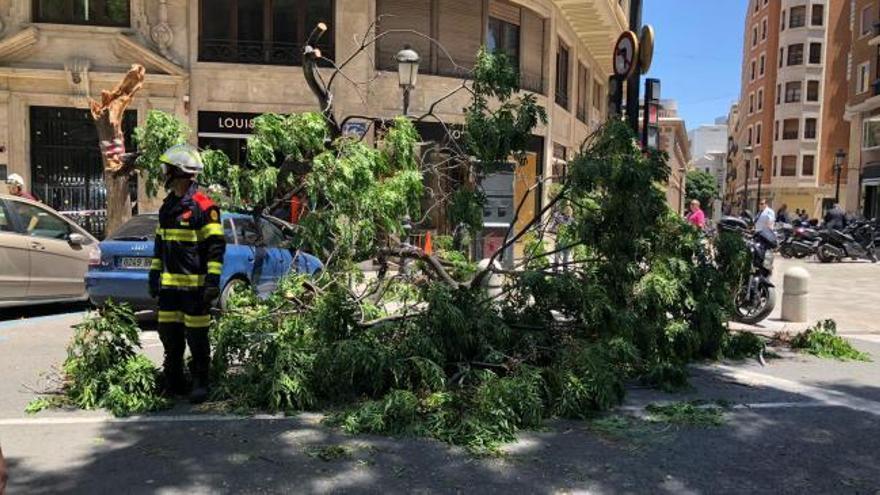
686;199;706;229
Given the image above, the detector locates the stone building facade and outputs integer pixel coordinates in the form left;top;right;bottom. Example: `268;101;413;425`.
0;0;627;239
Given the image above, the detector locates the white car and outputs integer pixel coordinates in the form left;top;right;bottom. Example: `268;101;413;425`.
0;193;97;308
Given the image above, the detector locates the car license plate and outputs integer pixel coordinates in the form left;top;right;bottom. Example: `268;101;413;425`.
118;257;152;270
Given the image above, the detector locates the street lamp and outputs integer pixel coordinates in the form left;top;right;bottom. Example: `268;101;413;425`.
742;146;753;213
396;46;420;116
834;149;846;204
755;161;765;209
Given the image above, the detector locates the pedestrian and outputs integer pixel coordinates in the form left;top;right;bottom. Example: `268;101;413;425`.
776;203;790;224
824;203;847;231
754;199;776;235
5;173;39;201
149;144;226;404
686;199;706;229
552;203;574;271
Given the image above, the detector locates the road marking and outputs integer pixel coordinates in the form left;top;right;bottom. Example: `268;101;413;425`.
708;364;880;418
0;312;85;331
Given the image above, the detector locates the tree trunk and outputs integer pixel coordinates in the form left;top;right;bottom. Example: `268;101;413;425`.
90;64;145;236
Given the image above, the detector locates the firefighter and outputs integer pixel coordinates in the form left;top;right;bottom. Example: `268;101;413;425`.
149;144;225;404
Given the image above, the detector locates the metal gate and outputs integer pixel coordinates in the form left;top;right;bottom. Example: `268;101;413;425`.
30;106;137;239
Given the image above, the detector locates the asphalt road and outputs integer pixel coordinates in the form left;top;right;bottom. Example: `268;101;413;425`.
1;258;879;494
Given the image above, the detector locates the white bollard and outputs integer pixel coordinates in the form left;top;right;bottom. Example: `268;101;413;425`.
781;266;810;323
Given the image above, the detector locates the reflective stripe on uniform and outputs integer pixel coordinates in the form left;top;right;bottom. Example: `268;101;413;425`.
158;310;184;324
200;223;224;238
160;273;205;287
207;261;223;275
184;314;211;328
157;228;199;243
151;259;163;270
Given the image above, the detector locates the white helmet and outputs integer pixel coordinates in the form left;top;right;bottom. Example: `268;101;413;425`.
159;144;204;177
6;173;24;187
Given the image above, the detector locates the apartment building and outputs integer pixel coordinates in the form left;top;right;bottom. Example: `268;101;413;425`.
845;0;880;218
0;0;627;239
730;0;848;217
656;100;691;214
690;121;728;219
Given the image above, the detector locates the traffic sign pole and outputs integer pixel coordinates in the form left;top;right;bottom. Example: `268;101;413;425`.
625;0;643;134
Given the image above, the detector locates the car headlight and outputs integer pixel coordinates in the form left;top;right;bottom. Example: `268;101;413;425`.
88;246;102;267
763;250;775;270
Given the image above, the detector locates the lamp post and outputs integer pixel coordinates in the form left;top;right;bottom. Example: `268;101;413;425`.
834;149;846;205
755;161;765;209
742;146;753;213
396;46;420;116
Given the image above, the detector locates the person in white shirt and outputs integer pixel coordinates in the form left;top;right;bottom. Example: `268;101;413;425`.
754;199;776;235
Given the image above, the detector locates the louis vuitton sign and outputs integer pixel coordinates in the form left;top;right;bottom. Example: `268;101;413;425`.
198;111;262;135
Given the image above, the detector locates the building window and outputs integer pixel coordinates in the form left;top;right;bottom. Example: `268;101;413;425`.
754;0;759;13
752;26;758;47
804;118;817;139
781;155;797;176
862;6;874;37
781;9;786;30
747;126;753;146
592;80;603;112
756;122;762;145
782;119;799;140
779;47;784;68
556;39;570;109
787;44;804;66
776;83;781;104
774;120;779;141
750;60;756;80
773;156;778;176
785;81;802;103
807;80;820;101
811;4;824;26
576;63;589;123
809;42;822;64
757;88;764;111
749;93;755;113
802;155;815;176
862;117;880;149
858;62;871;94
759;53;766;75
34;0;130;27
790;5;806;28
199;0;334;66
762;18;768;40
488;16;521;70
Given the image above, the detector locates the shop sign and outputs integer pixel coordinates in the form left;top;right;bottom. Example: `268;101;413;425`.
198;111;262;135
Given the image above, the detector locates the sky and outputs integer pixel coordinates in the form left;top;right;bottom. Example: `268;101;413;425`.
643;0;747;130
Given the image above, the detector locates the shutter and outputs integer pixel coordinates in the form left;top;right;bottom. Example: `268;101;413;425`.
437;0;484;76
520;8;545;93
490;0;520;25
376;0;433;71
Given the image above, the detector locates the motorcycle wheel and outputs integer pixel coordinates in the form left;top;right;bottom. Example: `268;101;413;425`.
779;244;794;259
817;244;836;263
733;283;777;325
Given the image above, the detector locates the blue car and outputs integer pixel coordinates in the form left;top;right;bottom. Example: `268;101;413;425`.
85;212;322;310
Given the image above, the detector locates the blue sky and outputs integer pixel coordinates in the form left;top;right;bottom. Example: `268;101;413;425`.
643;0;746;130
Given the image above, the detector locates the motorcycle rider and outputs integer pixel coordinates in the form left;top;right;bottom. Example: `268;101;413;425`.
824;203;847;231
149;145;226;404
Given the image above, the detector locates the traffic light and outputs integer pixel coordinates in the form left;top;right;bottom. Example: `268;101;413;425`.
642;78;661;150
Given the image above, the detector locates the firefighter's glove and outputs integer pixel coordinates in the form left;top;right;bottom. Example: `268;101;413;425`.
203;275;221;306
148;271;160;299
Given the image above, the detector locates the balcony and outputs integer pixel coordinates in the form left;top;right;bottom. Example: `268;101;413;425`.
199;39;334;66
870;22;880;46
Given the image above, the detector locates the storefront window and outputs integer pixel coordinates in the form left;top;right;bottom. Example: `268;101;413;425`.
199;0;334;66
863;118;880;149
34;0;130;27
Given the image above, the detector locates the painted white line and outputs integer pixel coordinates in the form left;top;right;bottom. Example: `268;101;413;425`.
845;334;880;344
731;401;828;410
708;364;880;418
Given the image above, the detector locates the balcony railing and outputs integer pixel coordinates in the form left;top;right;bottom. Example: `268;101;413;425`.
199;39;334;66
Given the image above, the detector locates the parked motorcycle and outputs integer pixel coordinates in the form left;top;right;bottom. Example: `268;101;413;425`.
778;224;821;259
816;219;877;263
719;216;777;324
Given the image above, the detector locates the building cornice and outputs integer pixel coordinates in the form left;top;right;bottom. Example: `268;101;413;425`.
845;96;880;121
0;26;39;61
113;33;187;78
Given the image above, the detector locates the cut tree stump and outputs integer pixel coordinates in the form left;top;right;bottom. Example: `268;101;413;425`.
90;64;146;236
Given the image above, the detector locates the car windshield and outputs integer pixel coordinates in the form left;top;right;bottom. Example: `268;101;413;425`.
109;215;158;241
